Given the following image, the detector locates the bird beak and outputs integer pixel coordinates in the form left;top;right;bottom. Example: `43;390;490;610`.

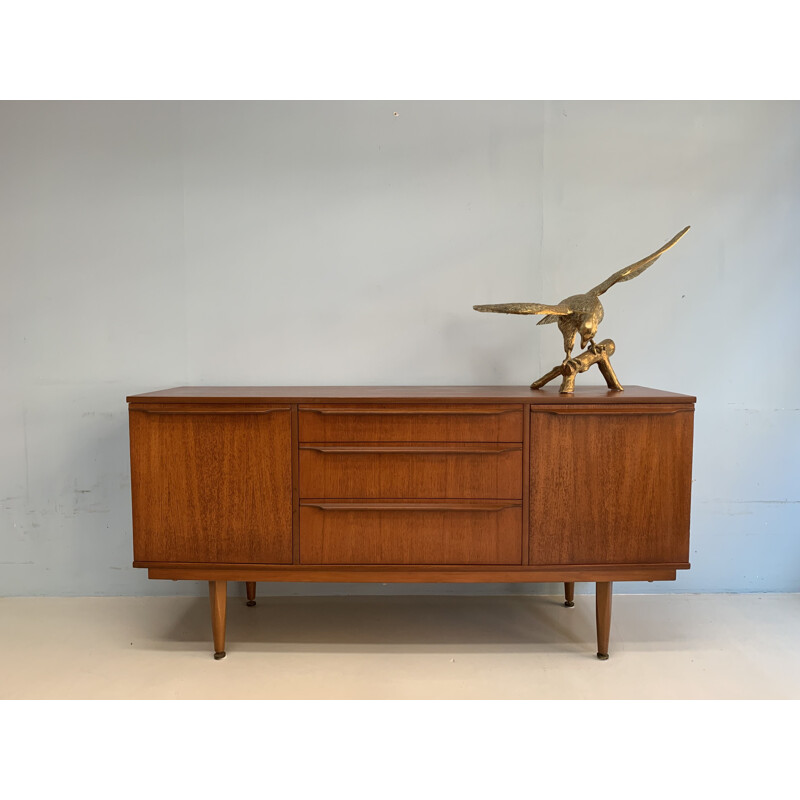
580;335;590;349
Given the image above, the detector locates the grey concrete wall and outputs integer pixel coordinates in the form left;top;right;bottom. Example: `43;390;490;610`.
1;101;798;596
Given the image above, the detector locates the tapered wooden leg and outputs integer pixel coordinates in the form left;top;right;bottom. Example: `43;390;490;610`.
595;581;612;660
209;580;227;660
245;581;256;607
564;582;575;607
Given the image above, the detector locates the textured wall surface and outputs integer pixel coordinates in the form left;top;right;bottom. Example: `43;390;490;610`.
1;100;798;596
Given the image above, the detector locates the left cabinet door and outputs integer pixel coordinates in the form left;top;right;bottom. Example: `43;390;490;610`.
129;406;293;564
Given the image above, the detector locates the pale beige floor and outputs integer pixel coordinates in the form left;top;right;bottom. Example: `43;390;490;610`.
1;592;798;699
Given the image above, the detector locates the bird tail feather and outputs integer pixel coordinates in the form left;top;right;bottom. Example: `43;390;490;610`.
537;314;559;325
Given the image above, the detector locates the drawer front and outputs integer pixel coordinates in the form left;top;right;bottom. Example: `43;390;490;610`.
299;443;522;499
298;404;522;443
299;501;522;565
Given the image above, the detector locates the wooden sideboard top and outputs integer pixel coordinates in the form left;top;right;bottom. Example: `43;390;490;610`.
127;385;695;404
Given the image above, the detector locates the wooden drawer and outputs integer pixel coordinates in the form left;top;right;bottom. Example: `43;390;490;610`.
299;501;522;565
298;404;522;443
299;443;522;499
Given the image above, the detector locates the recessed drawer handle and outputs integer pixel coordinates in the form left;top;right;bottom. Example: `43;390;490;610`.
301;502;521;511
134;406;291;414
538;407;692;416
304;409;518;416
299;445;522;454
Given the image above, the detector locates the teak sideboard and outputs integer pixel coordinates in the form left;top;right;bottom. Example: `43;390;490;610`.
127;385;695;659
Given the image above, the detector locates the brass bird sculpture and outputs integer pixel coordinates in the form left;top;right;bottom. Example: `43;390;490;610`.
473;226;690;392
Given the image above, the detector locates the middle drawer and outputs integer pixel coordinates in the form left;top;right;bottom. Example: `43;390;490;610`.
299;443;523;499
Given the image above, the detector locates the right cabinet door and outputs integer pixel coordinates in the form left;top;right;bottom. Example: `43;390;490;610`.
529;405;694;566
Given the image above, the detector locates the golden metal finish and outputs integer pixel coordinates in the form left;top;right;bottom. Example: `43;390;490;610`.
531;339;621;394
473;227;690;393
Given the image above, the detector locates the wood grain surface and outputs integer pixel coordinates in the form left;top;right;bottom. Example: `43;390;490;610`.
128;385;695;404
529;405;694;565
298;404;523;443
596;582;613;658
299;501;522;565
209;580;227;657
145;564;684;582
299;443;522;499
127;385;695;659
129;408;293;563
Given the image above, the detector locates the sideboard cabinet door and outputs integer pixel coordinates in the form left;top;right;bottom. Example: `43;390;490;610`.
129;407;292;564
529;406;694;566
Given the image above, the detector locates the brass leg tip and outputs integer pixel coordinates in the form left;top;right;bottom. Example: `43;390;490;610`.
246;600;256;607
564;600;575;607
596;652;609;661
213;651;226;660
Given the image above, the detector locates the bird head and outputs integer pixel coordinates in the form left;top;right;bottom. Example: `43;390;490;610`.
577;302;605;349
579;319;598;349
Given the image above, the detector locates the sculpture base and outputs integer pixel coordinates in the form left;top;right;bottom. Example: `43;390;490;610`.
531;339;623;394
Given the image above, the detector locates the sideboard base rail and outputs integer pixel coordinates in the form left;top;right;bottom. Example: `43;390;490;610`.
142;563;687;583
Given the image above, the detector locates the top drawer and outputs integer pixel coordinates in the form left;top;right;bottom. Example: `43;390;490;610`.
299;404;523;443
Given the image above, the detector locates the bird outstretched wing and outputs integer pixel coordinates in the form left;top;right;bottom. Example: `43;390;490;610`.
588;226;690;297
473;302;573;316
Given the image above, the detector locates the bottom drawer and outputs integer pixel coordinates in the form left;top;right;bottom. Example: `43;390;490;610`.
299;501;522;565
